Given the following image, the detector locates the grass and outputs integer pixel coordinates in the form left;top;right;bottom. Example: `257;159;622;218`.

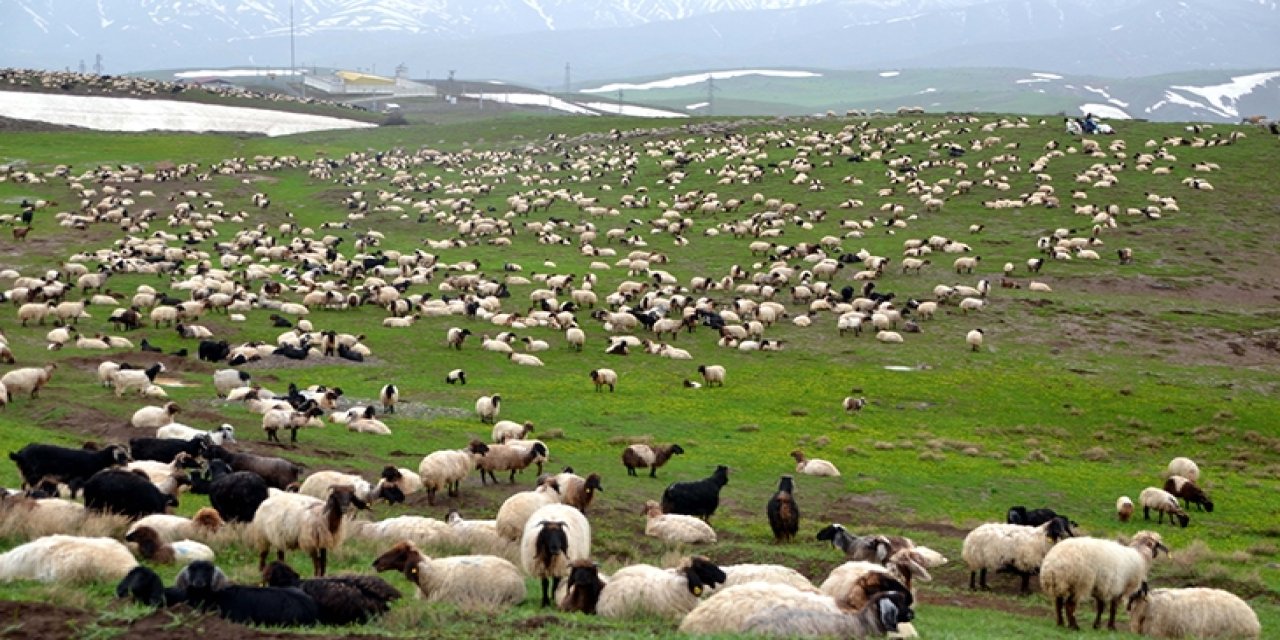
0;105;1277;638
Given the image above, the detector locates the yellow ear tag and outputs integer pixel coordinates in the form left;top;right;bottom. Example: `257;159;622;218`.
693;586;702;596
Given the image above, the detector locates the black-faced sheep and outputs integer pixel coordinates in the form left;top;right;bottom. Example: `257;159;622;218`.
379;383;398;414
552;470;603;515
9;443;130;496
417;440;490;505
477;441;548;485
696;364;725;387
962;516;1074;593
175;560;319;627
248;485;367;576
597;556;727;620
558;559;606;614
661;465;729;522
264;560;401;625
1139;487;1191;528
590;368;618;392
622;443;684;478
767;475;800;543
521;503;592;607
0;363;56;400
208;470;270;523
475;394;501;423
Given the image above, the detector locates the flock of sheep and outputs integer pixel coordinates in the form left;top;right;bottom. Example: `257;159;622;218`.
0;85;1271;638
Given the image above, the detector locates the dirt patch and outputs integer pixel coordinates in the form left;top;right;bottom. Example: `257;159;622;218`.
0;600;375;639
921;589;1050;619
238;354;383;371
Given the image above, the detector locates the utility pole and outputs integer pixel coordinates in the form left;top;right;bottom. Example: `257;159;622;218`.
564;62;571;95
93;54;103;75
290;0;296;75
707;76;715;117
617;89;624;114
78;59;85;74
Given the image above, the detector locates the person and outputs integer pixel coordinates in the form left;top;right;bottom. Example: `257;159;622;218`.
1065;118;1083;136
1083;113;1098;134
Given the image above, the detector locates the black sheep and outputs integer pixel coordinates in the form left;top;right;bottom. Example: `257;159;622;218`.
559;559;606;615
1006;506;1078;531
209;470;270;523
273;342;311;360
661;465;729;522
176;561;318;627
115;566;186;607
206;445;303;490
140;339;163;353
8;443;130;496
767;475;800;543
83;468;177;519
1163;476;1215;512
128;434;211;464
198;340;230;362
190;459;234;495
262;561;401;625
336;343;364;362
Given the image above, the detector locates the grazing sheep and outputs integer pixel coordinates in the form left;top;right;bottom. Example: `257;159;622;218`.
1117;496;1135;522
696;364;726;387
205;446;302;491
475;394;501;423
791;449;841;477
1163;475;1214;512
962;517;1074;593
1139;487;1191;527
1;363;57;400
445;369;467;385
262;407;325;444
372;540;524;610
558;559;607;614
1126;582;1261;639
263;560;402;626
496;477;563;541
0;535;138;584
127;508;224;542
679;583;912;636
9;443;130;496
175;561;318;627
662;465;729;522
83;468;178;520
566;326;586;351
1166;457;1200;482
248;485;368;576
521;503;592;607
131;402;181;429
597;556;726;620
767;475;800;543
643;499;716;545
417;440;490;505
1040;530;1168;631
622;443;684;478
967;328;985;351
842;395;867;414
111;363;164;397
590;368;618;392
477;442;548;484
492;420;535;444
125;525;215;565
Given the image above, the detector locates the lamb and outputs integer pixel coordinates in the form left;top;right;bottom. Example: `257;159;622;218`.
9;442;130;495
552;470;603;514
205;446;303;490
622;443;684;477
791;449;841;477
378;383;398;414
496;477;563;540
115;566;187;607
130;402;181;429
661;464;729;522
445;369;467;385
558;559;607;614
492;420;535;443
1139;487;1191;527
127;508;224;542
521;503;592;607
477;442;548;484
876;330;904;343
0;363;57;400
475;394;501;423
298;470;404;505
0;535;138;584
696;364;726;387
262;406;325;443
156;422;236;446
1162;475;1214;512
643;499;717;545
417;440;490;505
1126;582;1261;639
596;556;726;619
212;369;251;397
1117;496;1135;522
83;468;178;520
264;560;402;626
961;516;1074;593
372;540;525;610
111;363;164;397
248;485;368;576
175;561;319;627
124;525;215;565
1039;530;1168;631
967;328;985;351
679;583;913;637
1166;456;1200;482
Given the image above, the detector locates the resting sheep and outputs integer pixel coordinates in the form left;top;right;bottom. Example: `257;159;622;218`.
263;560;402;626
791;449;841;477
1166;457;1200;483
175;560;318;627
125;525;215;565
679;582;913;637
1126;582;1260;639
643;499;716;545
372;540;525;610
127;508;224;542
130;402;181;430
0;534;138;584
1040;530;1168;631
597;555;726;620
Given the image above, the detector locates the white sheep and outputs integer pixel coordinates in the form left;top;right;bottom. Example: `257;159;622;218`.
1;363;57;399
877;330;904;343
1166;457;1200;482
1117;496;1134;522
1138;487;1190;527
126;508;225;542
0;535;137;584
298;470;394;505
967;328;985;351
643;500;717;545
111;364;163;397
962;517;1073;593
247;485;366;576
521;503;591;607
791;449;841;477
0;495;87;537
212;369;250;397
417;440;489;505
589;368;618;392
475;394;501;423
718;564;818;592
508;352;544;367
348;417;392;435
130;402;181;429
447;509;516;559
492;420;535;444
1040;530;1168;631
565;326;586;351
372;540;525;610
156;422;236;445
697;364;726;387
958;297;985;313
680;581;910;636
354;515;457;548
1127;584;1261;639
597;555;725;620
496;478;562;541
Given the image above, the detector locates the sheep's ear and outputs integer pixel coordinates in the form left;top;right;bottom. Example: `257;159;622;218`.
877;597;901;631
211;567;231;591
1154;542;1169;558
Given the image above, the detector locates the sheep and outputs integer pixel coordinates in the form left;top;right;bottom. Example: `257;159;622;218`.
1163;475;1214;512
379;383;398;414
679;582;912;636
954;256;980;274
643;499;716;545
590;368;618;392
492;420;535;443
205;445;303;491
475;394;501;423
622;443;684;477
597;556;726;620
9;442;130;496
961;516;1074;593
446;368;467;385
566;326;586;351
767;475;800;543
0;493;89;537
1166;457;1200;483
959;297;986;313
348;416;393;435
496;477;563;540
262;407;325;444
264;560;402;626
127;508;224;542
1126;582;1261;639
372;540;525;610
1139;487;1191;527
0;535;138;584
697;364;726;387
819;557;927;608
125;525;215;565
298;470;403;505
128;434;209;464
115;566;187;607
550;470;602;515
111;363;164;397
213;369;251;397
417;440;490;505
662;465;729;522
156;422;236;446
0;363;57;400
150;306;179;328
747;589;914;638
876;330;904;343
208;471;270;523
508;352;545;366
1040;530;1169;631
354;515;456;548
1006;506;1077;528
816;524;924;565
175;561;319;627
130;402;181;429
558;559;607;614
477;442;548;485
83;468;178;520
1118;496;1135;522
521;503;592;607
718;564;818;592
843;395;867;413
791;449;841;477
967;328;985;351
247;485;367;576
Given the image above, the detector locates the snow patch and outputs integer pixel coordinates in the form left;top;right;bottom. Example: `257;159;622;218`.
1169;71;1280;119
1016;78;1051;84
1032;73;1063;80
464;92;597;115
578;102;688;118
918;88;937;94
1146;90;1211;114
1079;103;1131;120
1111;24;1124;30
1082;85;1130;108
580;70;820;93
174;69;301;79
687;102;710;110
879;71;900;78
0;91;375;137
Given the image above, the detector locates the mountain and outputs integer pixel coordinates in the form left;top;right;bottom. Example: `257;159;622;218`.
7;0;1279;88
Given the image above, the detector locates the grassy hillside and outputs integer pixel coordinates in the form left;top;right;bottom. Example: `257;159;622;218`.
0;111;1277;638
